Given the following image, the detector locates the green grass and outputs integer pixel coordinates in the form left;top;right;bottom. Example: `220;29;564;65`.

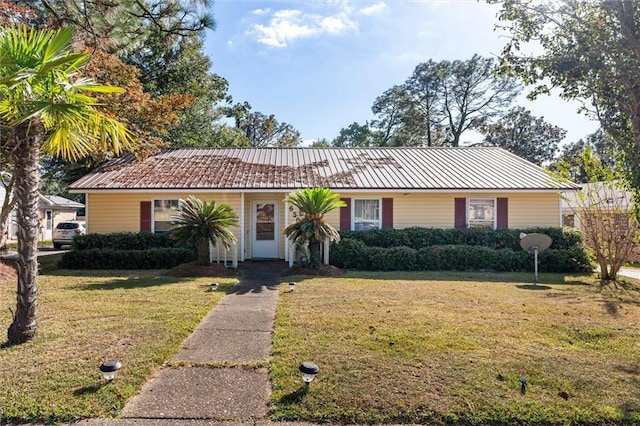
271;271;640;425
0;268;237;423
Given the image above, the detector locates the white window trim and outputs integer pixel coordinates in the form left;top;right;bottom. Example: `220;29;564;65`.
152;198;182;233
352;198;382;231
467;197;497;230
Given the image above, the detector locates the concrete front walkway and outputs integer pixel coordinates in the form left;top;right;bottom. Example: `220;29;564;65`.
78;261;287;426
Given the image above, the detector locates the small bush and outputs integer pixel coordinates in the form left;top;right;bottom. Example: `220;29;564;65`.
60;248;196;269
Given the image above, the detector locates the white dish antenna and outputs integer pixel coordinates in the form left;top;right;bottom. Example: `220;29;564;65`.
519;233;553;285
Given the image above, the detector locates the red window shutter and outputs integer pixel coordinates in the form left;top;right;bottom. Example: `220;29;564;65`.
140;201;152;232
382;198;393;228
340;198;352;231
497;198;508;229
454;198;466;229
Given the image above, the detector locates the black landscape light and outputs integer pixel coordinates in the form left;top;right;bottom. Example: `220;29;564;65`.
519;377;528;394
99;360;122;382
211;282;219;291
299;361;319;385
289;281;296;292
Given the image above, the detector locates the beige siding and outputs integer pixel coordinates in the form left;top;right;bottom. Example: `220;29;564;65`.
325;192;561;230
508;193;560;228
87;192;243;259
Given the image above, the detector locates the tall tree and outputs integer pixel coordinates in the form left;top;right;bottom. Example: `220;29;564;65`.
550;129;621;183
364;55;520;147
440;55;521;146
125;30;232;147
0;26;133;344
490;0;640;194
331;122;383;147
480;106;566;165
28;0;214;53
228;102;300;147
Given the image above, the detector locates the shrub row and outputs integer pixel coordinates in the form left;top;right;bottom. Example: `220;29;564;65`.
330;239;592;273
59;248;196;270
72;232;179;251
338;227;584;251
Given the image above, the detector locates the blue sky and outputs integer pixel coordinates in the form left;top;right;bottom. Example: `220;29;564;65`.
204;0;599;146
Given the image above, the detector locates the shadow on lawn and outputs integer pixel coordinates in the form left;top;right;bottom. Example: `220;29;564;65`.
279;385;309;405
70;276;191;291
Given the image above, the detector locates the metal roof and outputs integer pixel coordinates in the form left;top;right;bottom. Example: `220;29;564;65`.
69;147;579;192
39;195;84;208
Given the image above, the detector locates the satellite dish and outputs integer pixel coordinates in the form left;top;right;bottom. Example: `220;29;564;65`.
519;233;553;285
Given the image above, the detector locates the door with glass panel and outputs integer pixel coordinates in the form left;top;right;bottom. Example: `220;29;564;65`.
251;200;279;258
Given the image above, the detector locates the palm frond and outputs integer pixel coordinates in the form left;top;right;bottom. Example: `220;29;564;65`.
284;187;345;244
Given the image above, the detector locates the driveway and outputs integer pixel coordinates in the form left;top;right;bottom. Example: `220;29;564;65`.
618;267;640;280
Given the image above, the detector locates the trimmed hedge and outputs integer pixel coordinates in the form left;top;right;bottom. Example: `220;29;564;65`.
60;248;196;270
72;232;178;251
330;227;593;273
338;227;583;251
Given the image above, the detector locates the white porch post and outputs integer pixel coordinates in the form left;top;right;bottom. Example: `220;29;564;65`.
284;198;289;262
289;239;295;268
323;239;330;265
232;242;238;268
240;192;245;262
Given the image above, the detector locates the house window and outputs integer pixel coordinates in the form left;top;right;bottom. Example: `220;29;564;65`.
468;198;495;228
153;199;180;233
353;199;380;231
563;214;575;228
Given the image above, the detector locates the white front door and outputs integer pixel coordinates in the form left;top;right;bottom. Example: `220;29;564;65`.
251;200;279;259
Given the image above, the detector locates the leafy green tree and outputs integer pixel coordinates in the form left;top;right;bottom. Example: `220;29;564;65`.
331;122;383;147
550;129;621;183
363;55;520;147
490;0;640;194
0;26;134;344
284;188;346;268
480;106;566;165
125;31;232;148
170;197;238;266
228;102;301;147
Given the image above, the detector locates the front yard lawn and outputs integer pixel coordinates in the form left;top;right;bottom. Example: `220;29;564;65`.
271;271;640;425
0;269;236;424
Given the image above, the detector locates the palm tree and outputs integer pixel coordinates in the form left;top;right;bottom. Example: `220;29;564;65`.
284;187;346;268
170;197;238;265
0;26;133;344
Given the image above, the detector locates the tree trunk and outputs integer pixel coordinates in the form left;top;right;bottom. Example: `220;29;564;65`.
7;120;42;345
309;240;322;269
196;239;211;266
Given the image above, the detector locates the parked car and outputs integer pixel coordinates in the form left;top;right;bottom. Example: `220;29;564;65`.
52;221;86;249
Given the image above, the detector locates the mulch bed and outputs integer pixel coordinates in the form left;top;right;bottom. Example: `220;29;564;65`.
0;260;17;281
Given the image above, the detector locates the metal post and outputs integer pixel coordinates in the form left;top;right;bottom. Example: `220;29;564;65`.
533;246;538;285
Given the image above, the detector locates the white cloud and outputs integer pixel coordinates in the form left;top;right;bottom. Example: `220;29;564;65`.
251;8;271;15
247;8;357;48
360;2;386;16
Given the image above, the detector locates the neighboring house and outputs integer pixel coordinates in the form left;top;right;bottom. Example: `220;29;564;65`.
69;147;578;263
3;193;84;242
562;182;633;229
562;181;639;261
